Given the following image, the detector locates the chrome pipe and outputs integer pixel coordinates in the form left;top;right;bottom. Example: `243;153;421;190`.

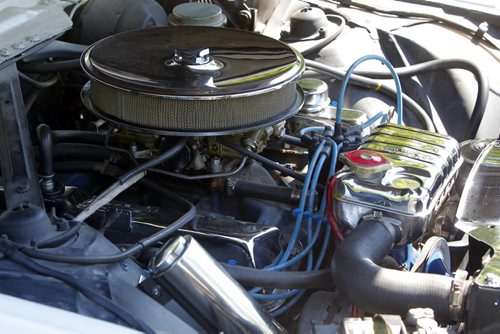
150;235;286;333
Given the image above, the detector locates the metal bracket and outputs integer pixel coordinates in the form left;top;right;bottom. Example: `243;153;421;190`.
0;63;44;209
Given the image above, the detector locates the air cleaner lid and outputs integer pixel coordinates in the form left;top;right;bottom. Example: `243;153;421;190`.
81;26;304;97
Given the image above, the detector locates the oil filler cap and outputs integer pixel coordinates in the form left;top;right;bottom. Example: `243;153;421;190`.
340;149;391;180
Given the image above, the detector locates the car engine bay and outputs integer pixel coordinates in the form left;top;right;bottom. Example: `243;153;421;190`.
0;0;499;333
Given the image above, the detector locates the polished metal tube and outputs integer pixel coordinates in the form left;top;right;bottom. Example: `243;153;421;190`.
150;235;286;334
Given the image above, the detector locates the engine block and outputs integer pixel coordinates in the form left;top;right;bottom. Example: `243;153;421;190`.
334;124;462;244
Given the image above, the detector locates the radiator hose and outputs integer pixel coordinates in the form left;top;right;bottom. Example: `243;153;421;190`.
331;217;467;321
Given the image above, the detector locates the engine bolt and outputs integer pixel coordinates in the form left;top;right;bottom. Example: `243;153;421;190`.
210;157;223;173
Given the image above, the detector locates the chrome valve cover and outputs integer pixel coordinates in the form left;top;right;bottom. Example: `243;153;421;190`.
334;124;462;244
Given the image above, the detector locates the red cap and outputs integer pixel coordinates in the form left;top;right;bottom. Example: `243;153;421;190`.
340;150;391;180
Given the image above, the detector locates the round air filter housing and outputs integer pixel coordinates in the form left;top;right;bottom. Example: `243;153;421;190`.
81;26;305;136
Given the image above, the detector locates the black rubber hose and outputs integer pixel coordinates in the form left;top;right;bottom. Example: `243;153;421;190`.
233;180;302;206
19;59;81;73
36;124;53;178
52;130;107;145
222;264;334;290
20;178;196;264
280;134;306;147
333;0;500;51
53;161;121;176
53;143;112;161
69;138;186;223
36;222;81;248
300;14;346;57
216;138;306;182
25;89;42;113
0;241;154;334
118;137;187;184
23;40;87;62
305;59;436;132
18;72;59;89
331;218;456;320
353;58;489;140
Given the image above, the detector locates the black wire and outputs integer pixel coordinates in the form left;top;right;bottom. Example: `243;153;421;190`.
352;58;490;140
0;240;155;333
329;0;500;51
52;130;107;145
104;129;138;163
52;143;113;161
222;264;334;290
118;137;187;184
18;72;59;89
300;14;346;56
52;131;248;180
36;222;82;248
305;59;436;131
87;137;187;212
19;59;81;73
36;124;53;177
53;161;121;176
216;138;307;182
23;40;87;61
20;178;196;264
25;89;43;114
280;134;306;147
150;156;248;180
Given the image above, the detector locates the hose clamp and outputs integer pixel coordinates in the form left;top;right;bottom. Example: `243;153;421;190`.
449;269;469;321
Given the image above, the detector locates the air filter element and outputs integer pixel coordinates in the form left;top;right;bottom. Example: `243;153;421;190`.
81;26;305;136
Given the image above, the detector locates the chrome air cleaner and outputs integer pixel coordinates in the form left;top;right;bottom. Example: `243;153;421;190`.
81;26;305;136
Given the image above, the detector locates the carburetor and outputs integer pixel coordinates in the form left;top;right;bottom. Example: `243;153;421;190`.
333;124;462;244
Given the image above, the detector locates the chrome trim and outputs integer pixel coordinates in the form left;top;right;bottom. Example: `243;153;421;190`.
150;235;286;333
334;124;462;244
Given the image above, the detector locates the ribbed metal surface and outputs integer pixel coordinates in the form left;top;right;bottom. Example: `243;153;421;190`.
334;123;462;244
88;80;299;133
